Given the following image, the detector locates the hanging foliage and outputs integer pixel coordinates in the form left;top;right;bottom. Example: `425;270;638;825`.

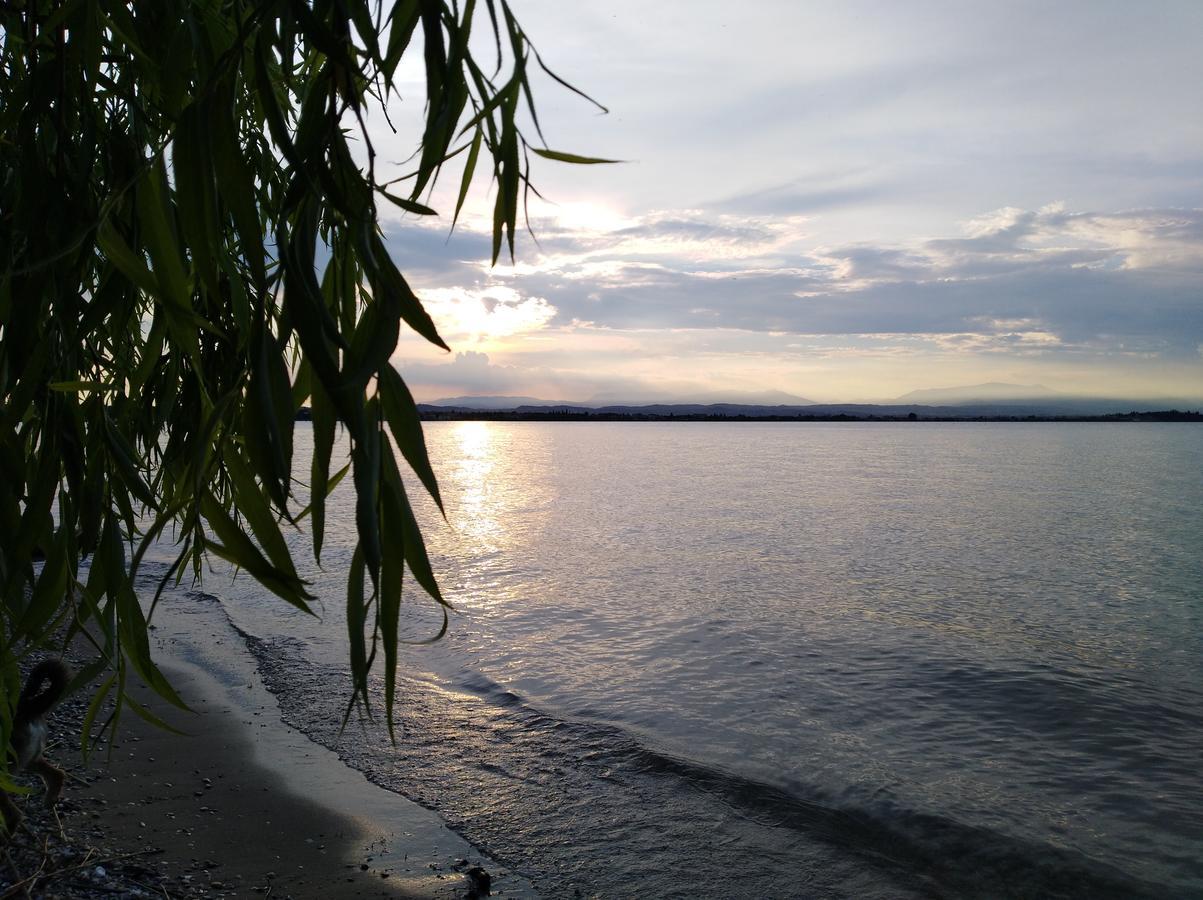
0;0;613;786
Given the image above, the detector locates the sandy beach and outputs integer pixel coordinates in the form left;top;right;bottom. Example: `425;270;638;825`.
2;598;532;899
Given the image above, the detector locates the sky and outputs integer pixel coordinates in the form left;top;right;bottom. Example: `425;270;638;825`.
376;0;1203;404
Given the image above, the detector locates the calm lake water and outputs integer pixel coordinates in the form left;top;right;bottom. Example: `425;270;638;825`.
169;422;1203;897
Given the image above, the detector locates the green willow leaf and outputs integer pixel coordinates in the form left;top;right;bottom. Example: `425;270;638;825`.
381;448;445;606
365;231;449;352
383;0;422;79
135;158;193;314
200;494;314;614
379;364;445;515
96;219;159;297
530;147;622;165
309;381;337;564
121;692;191;736
210;76;266;292
378;436;406;740
351;408;384;587
223;446;298;580
245;326;295;510
101;521;188;712
346;543;370;711
344;278;402;391
294;462;349;524
380;191;440;216
80;674;117;758
451;127;484;232
14;530;70;642
172;101;221;297
102;415;155;509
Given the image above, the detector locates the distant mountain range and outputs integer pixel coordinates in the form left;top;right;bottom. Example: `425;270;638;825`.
431;395;570;410
433;389;816;409
583;389;816;406
416;382;1203;421
423;383;1200;418
890;382;1058;404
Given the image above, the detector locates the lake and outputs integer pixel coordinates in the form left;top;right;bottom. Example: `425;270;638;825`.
166;422;1203;897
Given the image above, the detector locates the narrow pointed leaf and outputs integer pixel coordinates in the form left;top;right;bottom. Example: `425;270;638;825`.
530;148;622;165
379;364;444;514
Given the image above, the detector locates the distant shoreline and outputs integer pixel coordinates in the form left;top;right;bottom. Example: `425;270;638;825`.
293;407;1201;423
412;410;1202;423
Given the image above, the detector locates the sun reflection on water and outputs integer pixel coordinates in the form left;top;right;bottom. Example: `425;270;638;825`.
426;421;557;617
451;421;504;550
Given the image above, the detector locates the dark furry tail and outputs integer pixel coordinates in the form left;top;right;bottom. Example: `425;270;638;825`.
16;659;70;722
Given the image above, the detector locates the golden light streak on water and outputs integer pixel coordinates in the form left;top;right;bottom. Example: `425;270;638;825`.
450;421;503;551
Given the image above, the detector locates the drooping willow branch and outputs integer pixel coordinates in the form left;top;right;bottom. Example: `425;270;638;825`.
0;0;615;766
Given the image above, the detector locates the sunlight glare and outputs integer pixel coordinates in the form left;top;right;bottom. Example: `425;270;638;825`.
549;200;632;233
419;286;555;345
454;422;503;550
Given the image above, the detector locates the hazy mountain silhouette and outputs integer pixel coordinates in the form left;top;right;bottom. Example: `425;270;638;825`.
886;383;1200;415
431;395;573;409
421;386;1199;417
432;390;816;409
586;389;815;406
891;382;1058;404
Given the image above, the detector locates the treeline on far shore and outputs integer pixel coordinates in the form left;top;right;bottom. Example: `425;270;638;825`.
295;408;1203;424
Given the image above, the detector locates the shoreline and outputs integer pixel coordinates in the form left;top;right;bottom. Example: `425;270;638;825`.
411;410;1203;422
2;597;533;898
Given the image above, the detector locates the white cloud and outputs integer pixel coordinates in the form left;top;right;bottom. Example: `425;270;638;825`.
366;0;1203;402
448;204;1203;353
417;286;556;344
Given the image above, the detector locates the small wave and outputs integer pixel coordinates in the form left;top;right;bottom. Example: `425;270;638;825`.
629;746;1162;898
449;665;1164;898
148;587;1184;898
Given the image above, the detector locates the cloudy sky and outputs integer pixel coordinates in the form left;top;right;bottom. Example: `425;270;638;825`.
378;0;1203;403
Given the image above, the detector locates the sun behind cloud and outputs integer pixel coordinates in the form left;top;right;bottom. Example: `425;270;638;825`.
417;286;557;347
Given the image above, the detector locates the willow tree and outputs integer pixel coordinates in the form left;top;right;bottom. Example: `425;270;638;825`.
0;0;608;786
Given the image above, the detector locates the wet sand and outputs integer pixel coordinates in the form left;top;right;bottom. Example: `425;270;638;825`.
3;597;531;899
